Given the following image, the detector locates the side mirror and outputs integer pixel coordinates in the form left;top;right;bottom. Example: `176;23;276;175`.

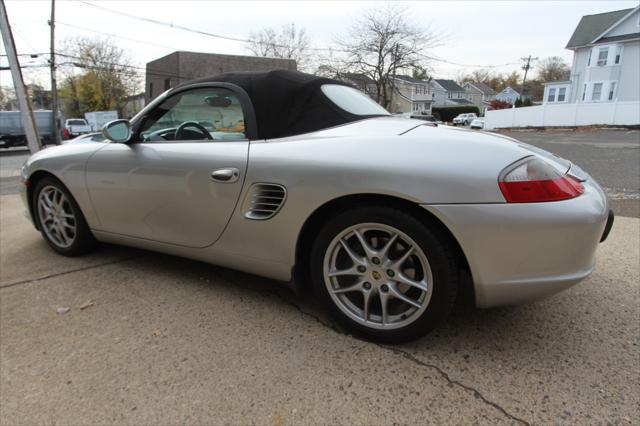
102;119;131;143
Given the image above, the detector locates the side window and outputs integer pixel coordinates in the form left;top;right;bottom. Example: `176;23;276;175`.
138;87;247;143
557;87;566;102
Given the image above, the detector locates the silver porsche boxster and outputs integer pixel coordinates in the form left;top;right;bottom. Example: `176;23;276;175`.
20;70;613;342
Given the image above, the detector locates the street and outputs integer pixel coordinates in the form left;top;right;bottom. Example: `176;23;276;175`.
0;129;639;424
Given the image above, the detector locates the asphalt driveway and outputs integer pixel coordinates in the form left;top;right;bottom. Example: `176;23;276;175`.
1;193;638;425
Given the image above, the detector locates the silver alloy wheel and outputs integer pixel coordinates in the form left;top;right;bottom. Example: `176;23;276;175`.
323;223;433;330
37;185;77;248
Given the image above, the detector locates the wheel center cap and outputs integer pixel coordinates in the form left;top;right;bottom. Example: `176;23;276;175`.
372;270;382;280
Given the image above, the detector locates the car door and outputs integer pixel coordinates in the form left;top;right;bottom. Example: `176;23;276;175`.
85;85;253;248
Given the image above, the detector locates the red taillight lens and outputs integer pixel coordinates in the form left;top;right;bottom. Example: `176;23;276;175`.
499;157;584;203
63;128;69;139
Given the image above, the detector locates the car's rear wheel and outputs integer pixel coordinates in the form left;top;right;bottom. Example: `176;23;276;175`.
310;206;458;343
33;177;96;256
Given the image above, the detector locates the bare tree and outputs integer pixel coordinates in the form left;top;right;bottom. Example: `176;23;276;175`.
457;69;492;85
335;3;440;109
247;23;311;70
0;86;17;110
536;56;571;82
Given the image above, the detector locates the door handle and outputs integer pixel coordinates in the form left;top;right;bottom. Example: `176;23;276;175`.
210;168;240;183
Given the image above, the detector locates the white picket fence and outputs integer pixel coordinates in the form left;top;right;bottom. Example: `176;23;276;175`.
484;101;640;129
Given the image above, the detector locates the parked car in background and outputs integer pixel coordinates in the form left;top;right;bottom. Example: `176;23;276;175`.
61;132;106;144
470;118;485;129
452;113;477;126
20;70;613;343
62;119;91;140
0;110;57;148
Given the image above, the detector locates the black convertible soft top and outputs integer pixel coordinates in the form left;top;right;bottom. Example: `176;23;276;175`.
184;70;386;140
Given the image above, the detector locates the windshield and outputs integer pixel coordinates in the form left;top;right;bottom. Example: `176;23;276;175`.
320;84;389;116
68;119;86;125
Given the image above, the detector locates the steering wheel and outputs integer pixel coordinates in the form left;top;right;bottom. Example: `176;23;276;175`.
175;121;213;141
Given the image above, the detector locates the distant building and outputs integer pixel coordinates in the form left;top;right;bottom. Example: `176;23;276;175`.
544;6;640;105
335;73;433;115
495;86;522;104
338;73;377;98
145;52;297;102
431;79;474;107
391;75;433;115
542;81;572;104
463;82;497;113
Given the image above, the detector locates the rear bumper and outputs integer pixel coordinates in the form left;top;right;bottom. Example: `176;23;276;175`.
423;180;610;308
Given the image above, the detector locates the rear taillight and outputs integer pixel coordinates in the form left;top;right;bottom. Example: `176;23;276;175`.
63;128;70;139
498;157;584;203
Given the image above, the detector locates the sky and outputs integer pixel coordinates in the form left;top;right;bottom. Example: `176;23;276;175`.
2;0;638;90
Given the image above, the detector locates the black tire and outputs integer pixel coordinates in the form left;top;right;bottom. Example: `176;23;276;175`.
32;176;97;256
310;206;459;343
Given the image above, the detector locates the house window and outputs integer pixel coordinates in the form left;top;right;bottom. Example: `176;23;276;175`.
587;50;592;66
164;78;171;90
608;82;617;101
557;87;566;102
592;83;603;101
447;92;452;99
597;47;609;66
547;88;556;102
149;82;153;98
582;84;587;101
614;45;622;64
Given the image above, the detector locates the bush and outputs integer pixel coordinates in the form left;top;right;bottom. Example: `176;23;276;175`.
514;98;523;107
431;106;480;122
523;98;533;107
487;99;512;110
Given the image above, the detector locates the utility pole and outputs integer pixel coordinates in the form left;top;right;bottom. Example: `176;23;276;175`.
0;0;42;153
49;0;59;144
520;55;537;101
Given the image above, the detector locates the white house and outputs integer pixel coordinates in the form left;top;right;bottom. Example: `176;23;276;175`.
542;81;572;104
544;6;640;105
494;86;521;104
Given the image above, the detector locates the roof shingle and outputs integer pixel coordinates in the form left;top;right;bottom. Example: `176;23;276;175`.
465;81;497;95
566;8;635;48
434;79;465;92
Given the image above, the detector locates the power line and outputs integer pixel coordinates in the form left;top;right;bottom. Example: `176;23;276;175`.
10;26;41;54
9;2;522;72
56;21;182;52
76;0;340;53
419;53;519;69
78;1;250;44
55;52;196;80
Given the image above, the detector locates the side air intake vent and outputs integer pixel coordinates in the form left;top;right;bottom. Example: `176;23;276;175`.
244;183;287;220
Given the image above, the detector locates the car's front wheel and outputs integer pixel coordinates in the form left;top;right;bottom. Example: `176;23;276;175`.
310;206;459;343
33;176;96;256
